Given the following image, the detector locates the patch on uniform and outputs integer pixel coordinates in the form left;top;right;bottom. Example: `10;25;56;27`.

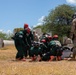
19;35;23;38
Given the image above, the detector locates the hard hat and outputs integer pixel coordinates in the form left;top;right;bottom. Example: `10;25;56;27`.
48;36;52;39
53;35;58;38
41;39;46;43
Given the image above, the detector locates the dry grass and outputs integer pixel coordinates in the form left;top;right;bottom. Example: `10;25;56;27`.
0;45;76;75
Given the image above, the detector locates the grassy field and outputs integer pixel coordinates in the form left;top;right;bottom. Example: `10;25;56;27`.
0;45;76;75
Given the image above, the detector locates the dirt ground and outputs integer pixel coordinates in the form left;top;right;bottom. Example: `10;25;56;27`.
0;45;76;75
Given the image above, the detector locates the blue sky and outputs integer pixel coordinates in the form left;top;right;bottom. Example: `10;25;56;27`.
0;0;76;34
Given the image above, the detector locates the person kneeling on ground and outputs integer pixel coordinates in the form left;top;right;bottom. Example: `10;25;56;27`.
48;35;62;61
30;42;42;62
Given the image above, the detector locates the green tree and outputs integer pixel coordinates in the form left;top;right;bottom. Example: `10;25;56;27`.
46;4;76;25
13;28;23;34
0;32;7;39
42;4;76;36
33;4;76;42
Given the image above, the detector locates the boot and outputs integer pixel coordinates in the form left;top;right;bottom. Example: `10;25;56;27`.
37;55;42;62
30;55;37;61
21;58;26;61
16;58;21;61
56;56;62;61
49;56;55;61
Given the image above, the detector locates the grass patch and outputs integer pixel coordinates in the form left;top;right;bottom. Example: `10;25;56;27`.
0;45;76;75
0;47;8;50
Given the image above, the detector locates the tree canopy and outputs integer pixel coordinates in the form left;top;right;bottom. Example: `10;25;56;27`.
33;4;76;42
35;4;76;37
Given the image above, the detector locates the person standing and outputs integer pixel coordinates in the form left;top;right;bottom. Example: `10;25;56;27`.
12;30;27;61
70;14;76;60
23;23;34;57
12;23;34;61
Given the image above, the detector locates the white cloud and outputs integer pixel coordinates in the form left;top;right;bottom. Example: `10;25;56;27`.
7;30;12;34
0;29;12;34
33;16;45;27
37;23;42;25
0;29;3;32
0;29;6;33
38;16;45;23
66;0;76;5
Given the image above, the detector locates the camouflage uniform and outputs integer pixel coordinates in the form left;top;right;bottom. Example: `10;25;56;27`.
70;18;76;59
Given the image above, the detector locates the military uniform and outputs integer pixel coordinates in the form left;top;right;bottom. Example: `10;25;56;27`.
70;18;76;59
70;18;76;43
40;34;49;53
23;24;34;57
13;23;34;60
49;35;62;61
30;46;42;57
48;41;57;56
24;30;34;57
30;42;42;61
13;30;27;60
